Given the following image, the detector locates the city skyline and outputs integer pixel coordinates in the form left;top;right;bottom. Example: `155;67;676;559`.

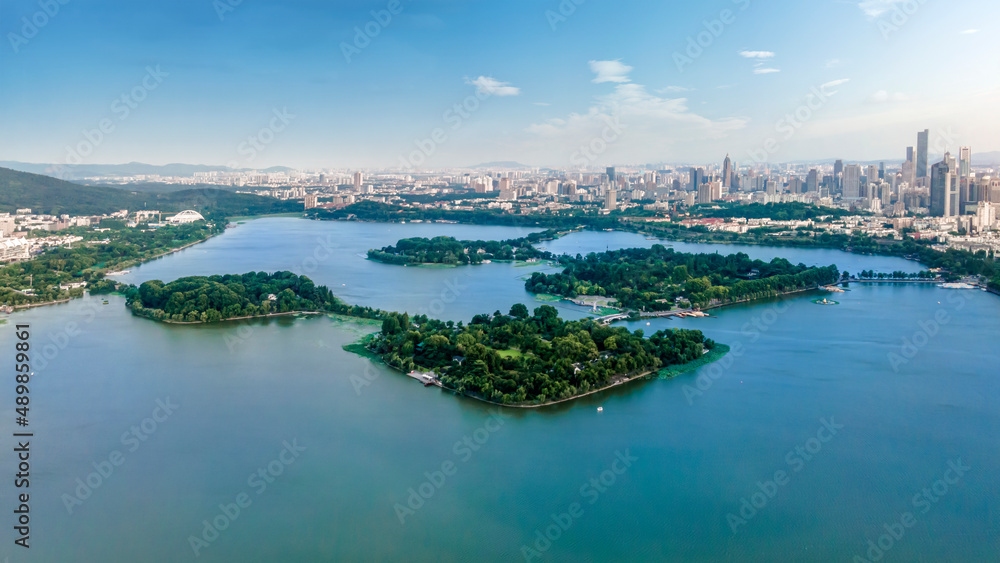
2;0;998;169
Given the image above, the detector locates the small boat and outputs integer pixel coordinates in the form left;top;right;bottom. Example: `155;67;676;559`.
597;407;603;413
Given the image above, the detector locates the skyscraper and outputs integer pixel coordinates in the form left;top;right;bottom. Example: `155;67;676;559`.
866;165;879;184
605;188;617;211
906;146;915;163
689;167;705;191
353;171;364;190
916;129;929;179
843;164;861;199
878;162;885;180
606;167;616;185
930;154;956;217
722;154;732;188
959;146;972;178
834;160;843;193
806;169;819;192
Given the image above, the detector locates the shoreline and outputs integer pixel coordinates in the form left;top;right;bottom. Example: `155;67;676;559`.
133;309;327;325
2;230;221;314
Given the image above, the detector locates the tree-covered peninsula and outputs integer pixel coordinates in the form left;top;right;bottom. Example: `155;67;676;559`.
367;304;720;406
526;245;841;310
124;271;383;323
367;231;557;265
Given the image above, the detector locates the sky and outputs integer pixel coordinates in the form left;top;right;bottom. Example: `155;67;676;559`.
1;0;998;170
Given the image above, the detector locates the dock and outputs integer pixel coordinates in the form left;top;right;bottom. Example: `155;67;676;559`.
407;370;441;387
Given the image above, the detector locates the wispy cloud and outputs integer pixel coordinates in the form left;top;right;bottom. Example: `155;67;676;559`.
739;50;776;59
753;68;780;75
826;59;842;68
525;61;746;165
657;86;693;94
821;78;851;93
466;76;520;97
533;102;551;106
960;29;979;34
868;90;909;104
857;0;904;18
588;60;633;83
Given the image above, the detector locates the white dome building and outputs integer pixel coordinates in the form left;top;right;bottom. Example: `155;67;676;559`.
167;210;206;224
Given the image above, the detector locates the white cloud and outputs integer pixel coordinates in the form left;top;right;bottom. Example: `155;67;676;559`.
826;59;842;68
739;50;775;59
588;60;633;83
820;78;851;93
856;0;912;17
868;90;909;103
657;86;692;93
533;102;551;106
524;63;747;166
961;29;979;34
466;76;520;97
753;68;781;74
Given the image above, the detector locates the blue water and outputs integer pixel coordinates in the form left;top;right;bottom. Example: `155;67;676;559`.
1;219;996;562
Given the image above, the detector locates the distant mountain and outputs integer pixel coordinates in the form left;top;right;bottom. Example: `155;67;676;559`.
0;167;303;216
0;161;296;180
972;151;1000;165
470;161;530;169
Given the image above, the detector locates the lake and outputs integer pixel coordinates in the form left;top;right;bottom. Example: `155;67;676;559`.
3;218;996;562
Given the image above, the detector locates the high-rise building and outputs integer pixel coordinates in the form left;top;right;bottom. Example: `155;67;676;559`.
606;167;616;185
353;171;364;190
722;155;733;188
906;146;915;164
866;165;879;184
807;169;819;192
689;167;705;191
842;164;862;199
916;129;929;178
605;188;617;211
834;160;844;193
959;146;972;178
930;154;957;217
304;194;318;210
878;162;885;180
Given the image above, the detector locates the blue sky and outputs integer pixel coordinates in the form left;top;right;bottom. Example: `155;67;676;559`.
1;0;997;169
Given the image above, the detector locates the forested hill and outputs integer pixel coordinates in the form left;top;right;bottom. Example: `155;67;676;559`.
0;167;302;216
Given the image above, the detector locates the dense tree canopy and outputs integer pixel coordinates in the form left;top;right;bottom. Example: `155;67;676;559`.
368;304;714;405
525;245;841;310
124;271;383;323
368;231;557;265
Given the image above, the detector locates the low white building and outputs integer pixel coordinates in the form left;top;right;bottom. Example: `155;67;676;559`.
166;210;205;224
0;237;30;262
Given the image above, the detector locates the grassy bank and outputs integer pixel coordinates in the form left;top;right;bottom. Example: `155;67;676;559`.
654;344;731;380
